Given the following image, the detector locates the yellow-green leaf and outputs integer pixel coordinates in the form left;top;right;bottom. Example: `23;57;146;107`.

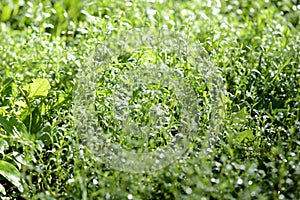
234;130;254;143
23;78;51;98
1;5;12;22
232;108;248;124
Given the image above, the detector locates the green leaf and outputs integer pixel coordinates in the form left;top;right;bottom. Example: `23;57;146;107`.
1;5;12;22
0;160;23;192
0;139;9;155
232;108;248;124
0;77;14;94
0;116;28;137
234;130;254;143
37;132;53;146
23;78;51;98
0;183;6;195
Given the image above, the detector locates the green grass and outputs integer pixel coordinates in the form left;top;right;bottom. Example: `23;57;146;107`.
0;0;300;199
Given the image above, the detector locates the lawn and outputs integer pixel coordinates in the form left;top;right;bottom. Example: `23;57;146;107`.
0;0;299;199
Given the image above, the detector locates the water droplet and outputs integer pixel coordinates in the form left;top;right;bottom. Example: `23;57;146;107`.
225;164;232;170
105;193;111;199
93;179;98;185
237;177;243;185
128;194;133;199
211;178;219;183
67;178;75;184
185;187;192;194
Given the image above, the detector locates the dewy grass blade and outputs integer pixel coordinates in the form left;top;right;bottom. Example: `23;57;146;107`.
73;28;226;173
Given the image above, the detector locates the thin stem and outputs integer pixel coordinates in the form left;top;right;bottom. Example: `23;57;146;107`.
17;86;32;134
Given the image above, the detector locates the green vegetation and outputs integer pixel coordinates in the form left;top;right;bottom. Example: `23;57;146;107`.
0;0;299;199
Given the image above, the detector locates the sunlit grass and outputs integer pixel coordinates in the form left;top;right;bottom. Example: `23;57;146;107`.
0;0;299;199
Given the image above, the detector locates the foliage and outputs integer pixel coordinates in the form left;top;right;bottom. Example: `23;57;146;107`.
0;0;299;199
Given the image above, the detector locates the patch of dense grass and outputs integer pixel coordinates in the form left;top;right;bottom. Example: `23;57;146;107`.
0;0;299;199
